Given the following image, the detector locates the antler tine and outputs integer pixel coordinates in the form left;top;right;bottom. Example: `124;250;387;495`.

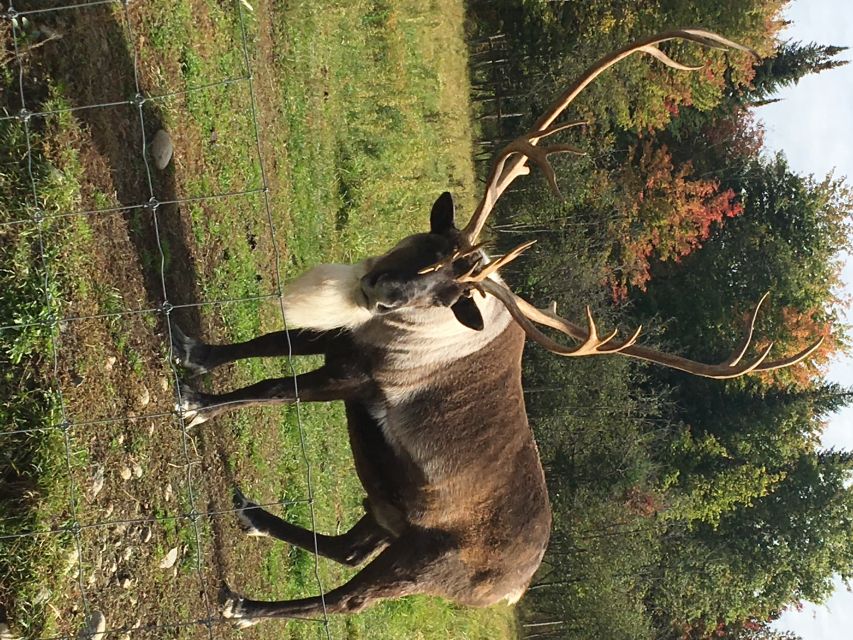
509;139;587;200
458;240;537;284
749;336;824;373
721;292;769;367
418;243;486;275
529;119;588;142
479;279;642;357
460;29;757;245
480;280;820;379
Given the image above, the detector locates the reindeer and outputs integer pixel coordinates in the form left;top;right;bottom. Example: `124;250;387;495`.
172;30;821;627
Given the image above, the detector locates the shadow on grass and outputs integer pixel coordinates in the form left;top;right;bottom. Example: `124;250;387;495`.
3;0;245;625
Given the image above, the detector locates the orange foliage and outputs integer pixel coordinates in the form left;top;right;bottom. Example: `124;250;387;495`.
607;141;743;300
756;307;837;387
623;486;662;518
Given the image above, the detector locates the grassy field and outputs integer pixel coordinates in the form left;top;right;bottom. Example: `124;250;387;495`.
1;1;515;638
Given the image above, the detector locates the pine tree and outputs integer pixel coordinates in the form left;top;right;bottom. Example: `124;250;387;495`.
664;41;848;164
743;42;849;104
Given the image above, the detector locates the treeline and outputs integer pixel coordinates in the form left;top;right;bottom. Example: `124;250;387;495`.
465;2;853;639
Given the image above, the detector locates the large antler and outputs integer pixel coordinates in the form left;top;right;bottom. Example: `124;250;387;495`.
479;280;823;379
456;29;820;379
459;29;755;245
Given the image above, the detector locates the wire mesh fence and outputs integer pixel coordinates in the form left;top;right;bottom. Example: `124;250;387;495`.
1;1;333;637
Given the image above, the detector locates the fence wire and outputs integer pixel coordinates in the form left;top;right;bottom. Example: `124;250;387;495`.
2;0;333;637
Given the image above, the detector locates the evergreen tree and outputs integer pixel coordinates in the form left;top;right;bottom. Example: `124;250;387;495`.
744;41;849;103
650;447;853;638
630;153;852;384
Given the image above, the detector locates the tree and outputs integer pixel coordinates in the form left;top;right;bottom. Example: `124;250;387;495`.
650;448;853;638
658;383;852;527
664;41;847;173
606;141;743;298
745;41;849;103
630;153;852;386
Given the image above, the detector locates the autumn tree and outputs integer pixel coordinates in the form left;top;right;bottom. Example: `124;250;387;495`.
630;153;851;385
605;141;743;298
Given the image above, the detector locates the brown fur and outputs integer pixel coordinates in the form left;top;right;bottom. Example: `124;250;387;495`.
177;296;551;625
174;194;551;625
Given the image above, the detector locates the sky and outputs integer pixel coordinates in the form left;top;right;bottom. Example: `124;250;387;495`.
757;0;853;637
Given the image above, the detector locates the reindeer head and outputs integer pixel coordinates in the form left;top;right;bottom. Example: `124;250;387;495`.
353;30;822;377
359;192;486;331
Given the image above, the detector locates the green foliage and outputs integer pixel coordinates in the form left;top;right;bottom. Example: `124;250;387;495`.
470;0;780;137
650;449;853;638
470;2;853;639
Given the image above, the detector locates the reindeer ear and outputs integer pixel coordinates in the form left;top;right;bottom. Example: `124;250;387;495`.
430;192;456;234
450;296;484;331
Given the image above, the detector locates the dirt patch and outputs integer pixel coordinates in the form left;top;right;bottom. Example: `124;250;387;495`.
4;3;293;638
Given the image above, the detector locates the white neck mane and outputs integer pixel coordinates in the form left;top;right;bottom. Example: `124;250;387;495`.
281;261;511;367
353;294;510;369
281;261;374;332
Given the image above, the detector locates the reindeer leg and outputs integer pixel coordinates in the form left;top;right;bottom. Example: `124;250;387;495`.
170;324;333;376
234;488;390;566
222;534;447;626
177;366;368;427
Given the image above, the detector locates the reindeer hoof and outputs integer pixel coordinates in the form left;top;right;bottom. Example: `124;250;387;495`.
233;487;267;537
220;588;257;628
176;383;213;427
170;325;212;376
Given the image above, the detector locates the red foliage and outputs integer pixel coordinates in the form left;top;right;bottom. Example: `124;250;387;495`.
623;486;662;517
703;108;766;162
664;99;680;117
607;141;743;300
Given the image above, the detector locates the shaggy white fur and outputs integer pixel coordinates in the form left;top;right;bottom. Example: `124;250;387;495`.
281;262;374;331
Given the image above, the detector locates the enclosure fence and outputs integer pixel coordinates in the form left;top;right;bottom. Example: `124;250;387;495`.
1;0;333;637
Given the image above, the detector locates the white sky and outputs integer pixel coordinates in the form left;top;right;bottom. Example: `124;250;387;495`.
758;0;853;638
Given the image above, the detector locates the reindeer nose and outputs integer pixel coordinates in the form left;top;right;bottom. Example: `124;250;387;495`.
361;273;405;313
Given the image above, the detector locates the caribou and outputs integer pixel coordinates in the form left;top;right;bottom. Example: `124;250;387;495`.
172;30;822;627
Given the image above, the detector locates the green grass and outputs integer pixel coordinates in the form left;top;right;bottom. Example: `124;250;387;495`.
0;97;83;638
1;1;514;638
